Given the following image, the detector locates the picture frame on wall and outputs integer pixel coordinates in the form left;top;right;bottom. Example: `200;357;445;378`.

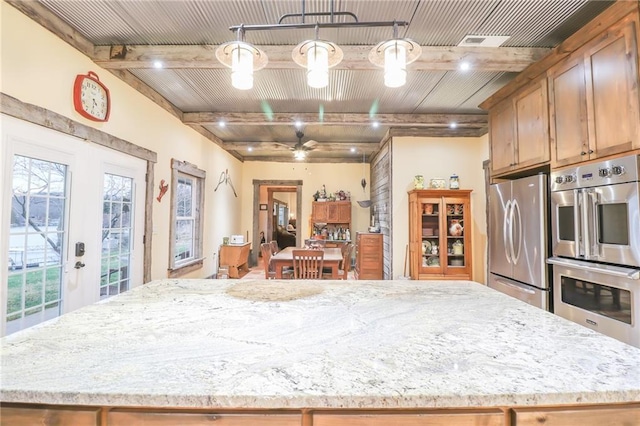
259;204;268;211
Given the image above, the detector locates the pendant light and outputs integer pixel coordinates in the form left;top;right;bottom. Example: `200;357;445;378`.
215;27;268;90
368;22;422;88
292;24;343;89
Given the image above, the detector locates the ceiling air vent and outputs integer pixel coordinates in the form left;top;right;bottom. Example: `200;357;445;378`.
458;35;510;47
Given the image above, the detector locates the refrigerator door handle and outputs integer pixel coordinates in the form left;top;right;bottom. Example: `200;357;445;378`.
493;277;536;295
508;199;516;264
503;200;512;264
511;199;522;264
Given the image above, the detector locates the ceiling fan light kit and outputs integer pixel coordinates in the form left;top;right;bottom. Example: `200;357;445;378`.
215;2;414;90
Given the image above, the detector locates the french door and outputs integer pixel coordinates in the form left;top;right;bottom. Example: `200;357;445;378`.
1;115;146;336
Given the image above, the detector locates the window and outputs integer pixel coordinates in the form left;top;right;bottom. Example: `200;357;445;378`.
168;159;205;276
101;173;134;299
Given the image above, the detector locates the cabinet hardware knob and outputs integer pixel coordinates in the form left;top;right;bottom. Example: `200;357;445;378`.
588;149;594;154
580;151;587;155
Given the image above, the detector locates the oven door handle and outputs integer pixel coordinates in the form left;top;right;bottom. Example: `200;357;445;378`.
573;189;581;257
547;257;640;279
587;189;600;259
504;200;512;264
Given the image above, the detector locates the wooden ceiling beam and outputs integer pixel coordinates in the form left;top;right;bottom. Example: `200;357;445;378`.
94;44;549;72
184;112;487;127
222;142;377;152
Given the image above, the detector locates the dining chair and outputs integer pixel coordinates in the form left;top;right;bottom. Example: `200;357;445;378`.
292;249;324;279
260;243;276;279
269;240;280;254
261;243;292;279
325;243;354;280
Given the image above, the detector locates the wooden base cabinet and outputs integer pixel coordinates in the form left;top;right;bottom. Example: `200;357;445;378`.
408;190;472;280
355;232;383;280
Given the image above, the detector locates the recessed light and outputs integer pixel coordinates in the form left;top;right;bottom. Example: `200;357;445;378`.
248;147;253;152
153;60;164;69
350;147;356;153
459;61;470;72
218;120;226;127
449;122;458;129
372;121;380;128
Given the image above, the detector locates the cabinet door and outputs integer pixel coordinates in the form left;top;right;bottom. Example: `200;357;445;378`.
109;411;300;425
443;198;470;277
1;406;99;426
312;202;328;222
313;411;504;426
548;53;590;167
514;77;550;169
489;98;516;175
585;18;640;158
513;405;640;426
337;202;351;223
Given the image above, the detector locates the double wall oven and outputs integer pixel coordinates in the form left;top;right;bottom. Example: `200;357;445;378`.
549;154;640;347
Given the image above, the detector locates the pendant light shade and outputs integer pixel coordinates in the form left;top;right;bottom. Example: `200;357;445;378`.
216;31;268;90
384;41;407;88
293;38;343;89
369;23;421;88
231;43;255;90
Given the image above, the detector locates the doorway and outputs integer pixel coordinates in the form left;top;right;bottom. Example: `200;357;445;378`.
251;180;302;266
1;115;146;336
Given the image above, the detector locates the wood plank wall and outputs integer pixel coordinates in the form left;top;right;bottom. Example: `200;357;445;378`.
370;139;392;279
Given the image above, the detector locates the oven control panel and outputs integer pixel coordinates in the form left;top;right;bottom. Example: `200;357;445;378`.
551;154;639;191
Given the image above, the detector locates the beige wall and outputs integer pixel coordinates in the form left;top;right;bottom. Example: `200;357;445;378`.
242;162;371;243
1;3;242;279
391;135;489;283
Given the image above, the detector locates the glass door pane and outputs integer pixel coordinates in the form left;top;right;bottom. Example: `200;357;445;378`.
100;173;133;299
6;155;66;334
446;202;465;267
420;200;441;270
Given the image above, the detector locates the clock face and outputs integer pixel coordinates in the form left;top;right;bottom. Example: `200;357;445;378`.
81;79;108;120
73;72;110;122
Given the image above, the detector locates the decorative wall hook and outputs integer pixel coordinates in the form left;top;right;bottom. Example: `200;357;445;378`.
157;179;169;202
214;169;238;197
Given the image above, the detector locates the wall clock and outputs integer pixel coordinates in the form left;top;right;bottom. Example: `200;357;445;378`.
73;71;110;122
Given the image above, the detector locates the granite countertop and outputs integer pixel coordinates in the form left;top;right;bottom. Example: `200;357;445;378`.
1;279;639;409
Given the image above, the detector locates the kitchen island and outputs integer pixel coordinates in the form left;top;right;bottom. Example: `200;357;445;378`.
1;279;639;425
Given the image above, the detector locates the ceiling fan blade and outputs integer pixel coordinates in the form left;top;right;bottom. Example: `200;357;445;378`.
273;142;295;150
303;139;318;149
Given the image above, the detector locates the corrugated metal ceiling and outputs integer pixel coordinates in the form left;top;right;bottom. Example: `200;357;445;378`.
32;0;615;162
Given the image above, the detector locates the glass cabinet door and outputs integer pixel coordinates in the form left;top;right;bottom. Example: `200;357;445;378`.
445;201;465;269
419;200;442;273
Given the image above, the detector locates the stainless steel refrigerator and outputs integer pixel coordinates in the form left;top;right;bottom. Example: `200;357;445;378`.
488;174;550;310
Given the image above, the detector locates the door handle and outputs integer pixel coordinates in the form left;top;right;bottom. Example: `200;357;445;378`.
512;199;522;264
74;261;86;269
503;200;512;263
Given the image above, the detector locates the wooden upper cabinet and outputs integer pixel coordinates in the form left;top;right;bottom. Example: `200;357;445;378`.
312;202;328;222
489;97;516;175
514;77;550;169
549;14;640;167
489;77;549;176
586;16;640;159
548;53;589;167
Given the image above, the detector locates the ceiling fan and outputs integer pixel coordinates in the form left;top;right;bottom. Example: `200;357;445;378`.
277;130;318;160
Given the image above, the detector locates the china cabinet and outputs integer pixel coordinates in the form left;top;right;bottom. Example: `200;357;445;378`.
408;189;472;280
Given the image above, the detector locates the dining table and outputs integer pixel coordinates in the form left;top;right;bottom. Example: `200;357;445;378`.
270;246;343;279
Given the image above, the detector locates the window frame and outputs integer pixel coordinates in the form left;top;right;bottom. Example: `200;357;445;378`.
168;159;205;277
